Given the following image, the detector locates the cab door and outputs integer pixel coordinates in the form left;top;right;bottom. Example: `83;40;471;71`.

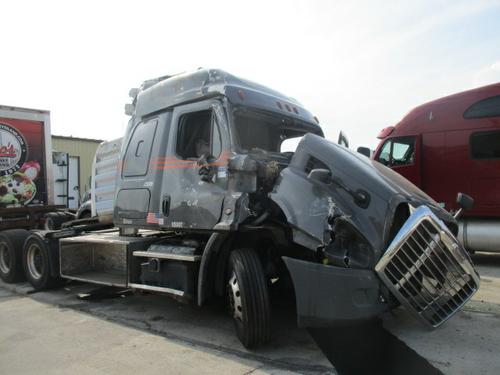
115;116;163;225
159;100;230;230
376;135;422;187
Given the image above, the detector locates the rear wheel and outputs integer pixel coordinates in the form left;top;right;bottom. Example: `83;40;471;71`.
23;234;61;290
227;248;271;348
0;229;30;283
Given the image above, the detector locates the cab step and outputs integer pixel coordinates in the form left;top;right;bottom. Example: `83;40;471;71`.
133;242;201;262
128;283;185;297
132;250;201;262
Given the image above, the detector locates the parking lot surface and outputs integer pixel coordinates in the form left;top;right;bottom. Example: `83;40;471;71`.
383;253;500;375
1;253;499;375
0;283;334;375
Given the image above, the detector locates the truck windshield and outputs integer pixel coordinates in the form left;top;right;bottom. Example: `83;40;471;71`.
232;107;319;153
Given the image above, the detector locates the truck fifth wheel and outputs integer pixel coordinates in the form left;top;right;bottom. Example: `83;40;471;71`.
0;69;480;348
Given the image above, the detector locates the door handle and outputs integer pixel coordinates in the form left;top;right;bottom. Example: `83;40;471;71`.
162;195;170;216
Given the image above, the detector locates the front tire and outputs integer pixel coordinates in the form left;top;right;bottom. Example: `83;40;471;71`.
22;234;61;290
227;248;271;348
0;229;30;283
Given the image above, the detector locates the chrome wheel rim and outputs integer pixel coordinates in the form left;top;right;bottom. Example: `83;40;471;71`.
27;244;43;280
0;243;10;274
228;272;243;321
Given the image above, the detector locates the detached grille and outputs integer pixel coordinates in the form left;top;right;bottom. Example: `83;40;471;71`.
375;206;480;327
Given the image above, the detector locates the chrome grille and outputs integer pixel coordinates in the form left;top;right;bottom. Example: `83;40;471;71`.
375;206;480;327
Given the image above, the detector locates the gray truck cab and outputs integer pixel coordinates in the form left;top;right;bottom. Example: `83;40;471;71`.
114;69;323;232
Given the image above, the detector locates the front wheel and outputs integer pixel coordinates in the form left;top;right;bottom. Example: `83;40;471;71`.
227;248;271;348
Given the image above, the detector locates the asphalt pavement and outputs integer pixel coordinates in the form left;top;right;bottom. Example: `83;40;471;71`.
0;253;499;375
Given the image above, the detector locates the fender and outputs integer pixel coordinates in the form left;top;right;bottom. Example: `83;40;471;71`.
197;232;229;306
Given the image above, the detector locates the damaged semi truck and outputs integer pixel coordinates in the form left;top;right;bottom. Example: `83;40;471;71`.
0;69;480;348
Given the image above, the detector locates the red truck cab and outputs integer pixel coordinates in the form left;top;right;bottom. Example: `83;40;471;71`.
372;82;500;252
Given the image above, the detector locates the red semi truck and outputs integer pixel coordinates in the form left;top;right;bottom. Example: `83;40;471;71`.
370;82;500;253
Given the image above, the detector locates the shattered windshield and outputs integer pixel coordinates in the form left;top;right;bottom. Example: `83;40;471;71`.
232;107;321;153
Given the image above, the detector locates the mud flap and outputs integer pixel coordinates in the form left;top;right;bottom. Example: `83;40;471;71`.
283;257;387;327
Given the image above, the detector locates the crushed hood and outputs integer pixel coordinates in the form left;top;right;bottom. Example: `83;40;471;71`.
270;134;455;260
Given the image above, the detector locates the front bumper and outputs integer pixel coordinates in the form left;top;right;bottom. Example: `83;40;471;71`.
283;205;480;328
282;257;387;327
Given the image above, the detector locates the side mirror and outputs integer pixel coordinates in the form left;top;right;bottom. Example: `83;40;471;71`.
457;193;474;210
454;192;474;219
337;131;349;148
357;146;372;158
308;168;331;184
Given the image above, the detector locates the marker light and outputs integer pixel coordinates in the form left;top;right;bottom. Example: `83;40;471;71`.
377;126;395;139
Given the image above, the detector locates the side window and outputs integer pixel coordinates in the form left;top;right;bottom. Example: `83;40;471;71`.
470;131;500;159
392;138;415;165
464;95;500;119
123;118;158;177
376;137;415;167
176;110;222;159
378;140;392;165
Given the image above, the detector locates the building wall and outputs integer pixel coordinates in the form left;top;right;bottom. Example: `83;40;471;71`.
51;136;102;195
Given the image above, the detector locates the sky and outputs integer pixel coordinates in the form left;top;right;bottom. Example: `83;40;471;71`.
1;0;500;150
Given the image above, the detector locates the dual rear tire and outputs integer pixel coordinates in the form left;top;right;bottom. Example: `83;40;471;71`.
0;229;30;283
0;230;60;290
23;234;61;290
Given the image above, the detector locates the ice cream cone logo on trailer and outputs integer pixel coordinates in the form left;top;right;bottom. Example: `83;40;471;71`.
0;123;27;176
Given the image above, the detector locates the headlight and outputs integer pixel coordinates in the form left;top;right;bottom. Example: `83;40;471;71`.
324;218;374;269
